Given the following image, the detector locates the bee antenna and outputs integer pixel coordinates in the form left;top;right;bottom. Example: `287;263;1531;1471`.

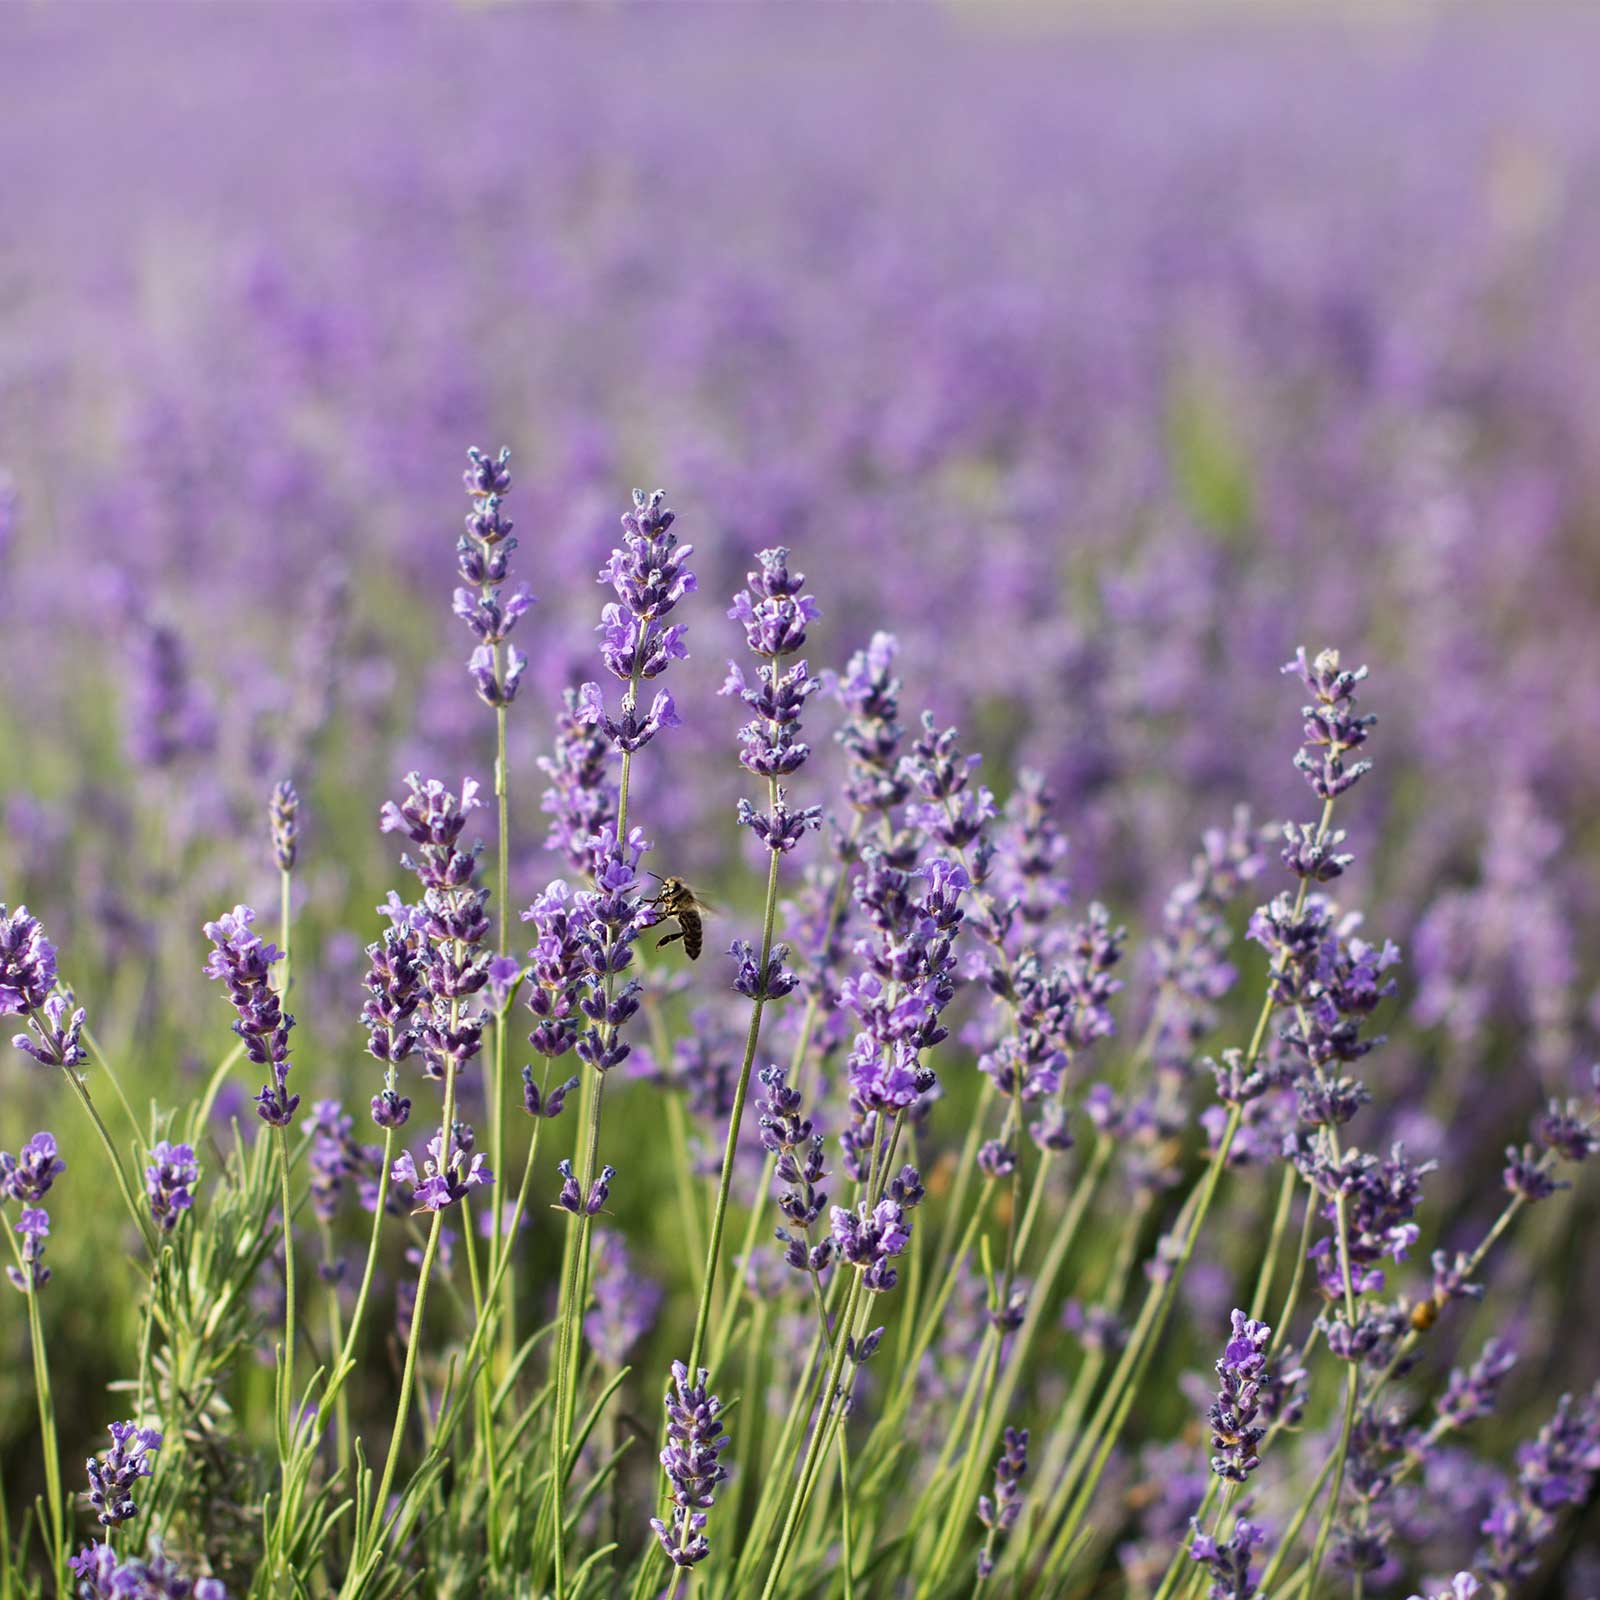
645;870;664;881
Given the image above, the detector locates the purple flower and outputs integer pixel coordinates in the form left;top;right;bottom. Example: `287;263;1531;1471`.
85;1420;163;1526
456;447;535;709
269;780;300;872
1207;1309;1272;1482
1436;1338;1518;1431
727;546;818;659
1188;1517;1266;1600
203;905;298;1127
649;1360;730;1569
976;1426;1028;1578
538;687;618;874
5;1206;50;1292
834;632;912;819
1282;646;1376;799
521;1065;578;1119
1480;1383;1600;1580
0;904;57;1015
370;1062;413;1130
736;790;823;854
730;938;798;1002
574;679;680;754
12;992;88;1070
585;488;694;746
831;1195;914;1292
554;1158;614;1215
392;1128;494;1213
145;1141;200;1233
1;1131;65;1203
69;1540;229;1599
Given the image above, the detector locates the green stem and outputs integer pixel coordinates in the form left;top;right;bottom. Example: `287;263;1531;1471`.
686;780;784;1383
3;1210;65;1589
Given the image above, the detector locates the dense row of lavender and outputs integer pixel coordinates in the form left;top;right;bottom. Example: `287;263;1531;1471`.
4;4;1600;1597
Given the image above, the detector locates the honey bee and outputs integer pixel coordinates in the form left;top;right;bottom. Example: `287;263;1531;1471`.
644;874;713;961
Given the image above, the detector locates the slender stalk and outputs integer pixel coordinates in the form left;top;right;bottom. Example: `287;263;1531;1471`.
276;1125;297;1457
361;1042;460;1571
685;777;783;1382
275;867;298;1461
3;1213;64;1590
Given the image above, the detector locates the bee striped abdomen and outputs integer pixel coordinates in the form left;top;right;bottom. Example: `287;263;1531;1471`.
680;910;703;960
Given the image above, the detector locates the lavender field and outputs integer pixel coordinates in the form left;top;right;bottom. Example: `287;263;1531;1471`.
3;4;1600;1597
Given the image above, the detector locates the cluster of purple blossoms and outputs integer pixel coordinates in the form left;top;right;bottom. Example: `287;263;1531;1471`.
976;1426;1029;1579
307;1100;385;1234
835;632;913;837
2;904;87;1071
144;1140;200;1234
978;770;1072;956
520;880;591;1063
538;687;617;873
759;1063;832;1275
377;773;492;1084
724;546;824;854
455;445;532;708
576;488;693;752
904;713;998;871
85;1421;163;1527
269;779;299;872
2;1131;64;1293
1;1131;64;1203
1282;646;1376;801
1188;1519;1267;1600
203;905;298;1127
831;1173;922;1294
521;1063;578;1121
1206;1310;1272;1482
840;851;969;1171
1149;808;1269;1080
6;1206;50;1292
1434;1338;1518;1433
650;1360;730;1570
69;1541;228;1600
1300;1143;1435;1312
1504;1084;1600;1202
393;1124;493;1214
584;1228;663;1365
1;903;56;1015
555;1157;614;1216
1480;1383;1600;1581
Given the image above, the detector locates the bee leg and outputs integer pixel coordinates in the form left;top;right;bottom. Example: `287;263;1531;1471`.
656;929;685;951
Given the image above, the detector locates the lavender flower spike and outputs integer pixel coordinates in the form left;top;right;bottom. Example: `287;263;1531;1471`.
1207;1309;1272;1482
145;1141;200;1233
269;779;300;872
456;445;533;709
1;1131;66;1202
0;903;58;1015
5;1207;50;1291
976;1426;1028;1579
85;1421;163;1526
203;904;298;1126
649;1360;730;1570
580;487;694;749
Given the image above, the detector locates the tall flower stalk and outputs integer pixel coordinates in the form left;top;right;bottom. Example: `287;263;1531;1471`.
547;487;693;1599
683;544;822;1382
455;445;532;1356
